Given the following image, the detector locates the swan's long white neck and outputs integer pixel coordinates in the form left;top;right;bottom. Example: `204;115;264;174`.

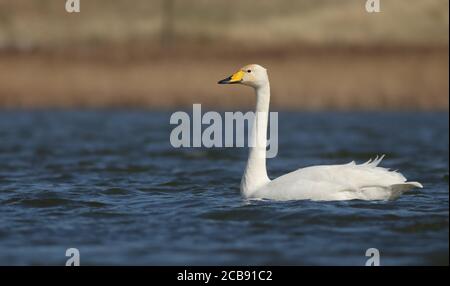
240;82;271;197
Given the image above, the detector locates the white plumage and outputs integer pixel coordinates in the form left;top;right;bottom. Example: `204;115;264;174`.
251;155;422;201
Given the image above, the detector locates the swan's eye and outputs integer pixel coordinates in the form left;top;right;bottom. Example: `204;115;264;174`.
247;70;251;73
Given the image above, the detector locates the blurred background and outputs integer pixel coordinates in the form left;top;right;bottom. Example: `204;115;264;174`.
0;0;448;110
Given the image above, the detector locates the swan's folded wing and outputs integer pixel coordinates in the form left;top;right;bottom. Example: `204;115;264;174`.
255;157;422;201
253;178;352;201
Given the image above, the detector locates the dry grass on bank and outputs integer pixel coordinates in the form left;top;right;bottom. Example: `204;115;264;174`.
0;45;448;110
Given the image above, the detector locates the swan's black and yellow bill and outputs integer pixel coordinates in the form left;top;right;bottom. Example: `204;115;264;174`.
218;70;244;84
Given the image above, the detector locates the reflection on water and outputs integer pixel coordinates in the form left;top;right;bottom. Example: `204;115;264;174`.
0;111;448;265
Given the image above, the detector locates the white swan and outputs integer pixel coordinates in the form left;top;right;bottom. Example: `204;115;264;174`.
218;64;423;201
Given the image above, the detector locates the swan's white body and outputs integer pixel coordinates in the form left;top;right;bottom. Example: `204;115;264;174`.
219;64;422;201
248;157;422;201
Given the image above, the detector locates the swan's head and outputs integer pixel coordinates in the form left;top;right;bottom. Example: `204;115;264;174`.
218;64;268;88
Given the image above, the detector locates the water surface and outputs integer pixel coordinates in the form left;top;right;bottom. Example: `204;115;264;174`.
0;111;448;265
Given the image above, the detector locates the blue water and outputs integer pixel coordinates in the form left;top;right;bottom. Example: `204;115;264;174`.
0;111;448;265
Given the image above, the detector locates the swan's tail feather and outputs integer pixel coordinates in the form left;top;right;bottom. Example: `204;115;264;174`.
387;181;423;200
358;181;422;200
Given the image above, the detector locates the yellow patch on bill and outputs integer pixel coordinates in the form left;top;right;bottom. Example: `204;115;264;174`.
230;70;244;83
